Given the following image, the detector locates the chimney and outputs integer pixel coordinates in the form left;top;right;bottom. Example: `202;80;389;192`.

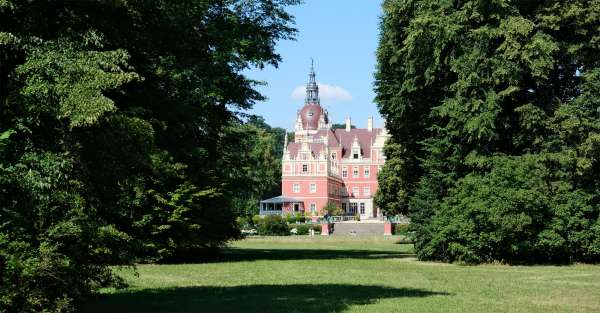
367;116;373;132
345;116;351;132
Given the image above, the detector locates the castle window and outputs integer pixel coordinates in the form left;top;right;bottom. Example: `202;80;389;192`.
310;203;316;213
342;167;348;178
302;164;308;172
353;166;359;178
293;183;300;193
310;183;316;193
349;203;357;214
353;149;360;159
352;187;359;196
364;187;371;197
360;202;365;215
364;168;370;178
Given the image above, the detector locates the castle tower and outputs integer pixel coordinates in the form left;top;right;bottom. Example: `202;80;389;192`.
295;60;329;140
305;59;320;105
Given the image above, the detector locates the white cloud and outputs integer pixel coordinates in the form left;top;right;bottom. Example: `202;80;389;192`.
291;83;353;102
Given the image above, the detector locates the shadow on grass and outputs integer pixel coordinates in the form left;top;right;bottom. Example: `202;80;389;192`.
208;248;415;263
83;284;448;313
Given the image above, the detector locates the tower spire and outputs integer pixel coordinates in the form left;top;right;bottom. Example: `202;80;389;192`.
305;58;320;105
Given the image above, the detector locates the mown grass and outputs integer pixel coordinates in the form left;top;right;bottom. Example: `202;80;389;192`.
83;236;600;313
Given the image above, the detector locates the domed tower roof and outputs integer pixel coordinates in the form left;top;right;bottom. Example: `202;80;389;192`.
299;59;328;130
300;103;323;130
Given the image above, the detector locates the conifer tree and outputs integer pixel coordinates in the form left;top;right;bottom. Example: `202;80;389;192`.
375;0;600;263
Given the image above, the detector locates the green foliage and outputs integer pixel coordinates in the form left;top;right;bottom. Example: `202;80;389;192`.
290;224;321;235
285;213;297;224
0;0;297;312
225;118;286;218
393;223;410;236
311;224;322;233
256;215;290;236
0;151;131;313
291;224;309;235
323;201;343;216
376;0;600;263
16;34;139;127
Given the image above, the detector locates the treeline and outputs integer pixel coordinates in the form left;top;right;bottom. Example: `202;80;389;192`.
375;0;600;264
0;1;296;312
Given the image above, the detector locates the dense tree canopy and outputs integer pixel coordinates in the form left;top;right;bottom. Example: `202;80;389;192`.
375;0;600;263
0;1;297;312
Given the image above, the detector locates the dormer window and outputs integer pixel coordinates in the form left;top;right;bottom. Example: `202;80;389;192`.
353;149;360;159
302;164;308;172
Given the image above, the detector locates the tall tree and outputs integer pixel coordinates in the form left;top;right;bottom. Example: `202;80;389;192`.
0;1;297;312
375;0;600;263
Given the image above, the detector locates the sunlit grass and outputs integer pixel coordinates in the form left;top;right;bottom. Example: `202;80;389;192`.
83;236;600;313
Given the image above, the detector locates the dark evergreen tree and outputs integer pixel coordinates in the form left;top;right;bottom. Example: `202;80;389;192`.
375;0;600;263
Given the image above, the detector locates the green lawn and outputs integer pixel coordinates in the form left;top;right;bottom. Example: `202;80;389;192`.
83;236;600;313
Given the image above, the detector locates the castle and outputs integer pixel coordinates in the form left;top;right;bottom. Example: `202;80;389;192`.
259;64;390;219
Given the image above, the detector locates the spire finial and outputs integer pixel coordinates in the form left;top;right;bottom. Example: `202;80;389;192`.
305;58;320;105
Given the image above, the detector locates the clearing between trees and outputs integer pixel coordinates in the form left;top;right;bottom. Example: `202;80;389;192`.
84;236;600;313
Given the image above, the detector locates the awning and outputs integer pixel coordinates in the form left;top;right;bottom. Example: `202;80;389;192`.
260;195;302;204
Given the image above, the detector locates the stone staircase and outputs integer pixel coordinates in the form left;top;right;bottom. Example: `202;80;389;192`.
331;222;385;236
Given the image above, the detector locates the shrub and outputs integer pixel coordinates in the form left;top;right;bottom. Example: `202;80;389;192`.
236;216;253;229
291;224;310;235
415;156;600;264
295;212;306;223
256;215;289;236
394;223;410;235
323;201;344;216
289;223;321;235
311;224;322;233
251;215;261;227
285;213;297;224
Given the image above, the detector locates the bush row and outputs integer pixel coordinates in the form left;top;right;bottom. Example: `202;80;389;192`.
238;215;323;236
289;224;322;235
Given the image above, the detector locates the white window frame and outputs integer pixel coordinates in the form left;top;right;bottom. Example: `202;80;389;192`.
302;164;308;173
353;166;359;178
310;182;316;193
352;187;359;197
349;202;358;214
293;183;300;193
364;186;371;197
364;167;370;178
310;203;316;213
360;202;365;215
342;167;348;178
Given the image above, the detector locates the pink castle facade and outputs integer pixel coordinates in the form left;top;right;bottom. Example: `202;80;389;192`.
259;65;390;220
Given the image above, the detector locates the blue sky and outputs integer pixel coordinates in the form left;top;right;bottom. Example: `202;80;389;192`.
246;1;384;131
